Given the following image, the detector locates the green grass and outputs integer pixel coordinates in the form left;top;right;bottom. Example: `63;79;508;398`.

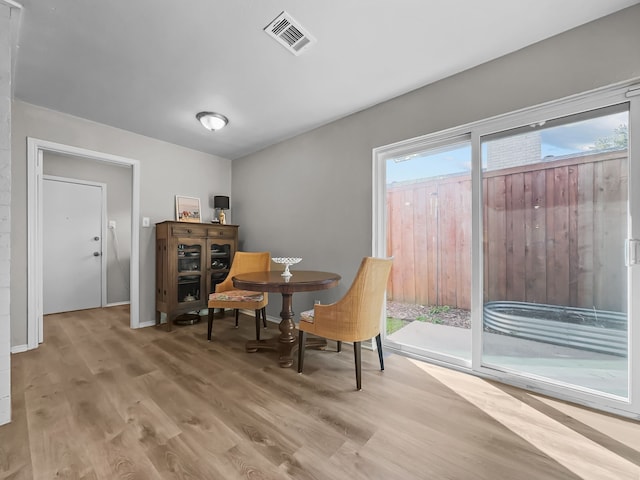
386;317;410;335
387;305;453;334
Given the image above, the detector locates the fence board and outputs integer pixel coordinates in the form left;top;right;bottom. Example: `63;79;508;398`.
568;165;579;306
552;166;571;305
400;188;417;302
426;186;439;304
386;151;626;312
388;189;404;301
439;183;459;306
487;176;508;302
533;170;548;302
576;162;595;308
545;169;556;303
413;186;430;304
506;173;526;301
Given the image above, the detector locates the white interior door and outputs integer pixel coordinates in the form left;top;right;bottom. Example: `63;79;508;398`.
43;176;106;314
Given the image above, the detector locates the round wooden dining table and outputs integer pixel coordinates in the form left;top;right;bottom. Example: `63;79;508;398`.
233;270;341;367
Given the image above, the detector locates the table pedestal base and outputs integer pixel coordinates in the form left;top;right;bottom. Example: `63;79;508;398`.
232;274;341;368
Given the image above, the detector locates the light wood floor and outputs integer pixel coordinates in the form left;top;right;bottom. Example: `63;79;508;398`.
1;306;639;479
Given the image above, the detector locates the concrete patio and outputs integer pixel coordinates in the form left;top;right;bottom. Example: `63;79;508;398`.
387;321;628;397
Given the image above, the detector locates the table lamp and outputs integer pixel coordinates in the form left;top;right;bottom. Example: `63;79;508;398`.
214;195;230;224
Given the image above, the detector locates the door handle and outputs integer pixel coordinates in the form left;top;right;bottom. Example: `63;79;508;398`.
93;252;101;257
627;239;640;266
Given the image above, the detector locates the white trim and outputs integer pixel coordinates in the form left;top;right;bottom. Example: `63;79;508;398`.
27;138;141;350
105;301;131;308
470;129;484;378
43;175;108;309
371;148;386;257
625;83;640;98
138;320;156;328
10;344;28;354
0;403;9;427
0;0;23;9
627;93;640;413
3;0;23;99
232;309;280;327
373;131;472;369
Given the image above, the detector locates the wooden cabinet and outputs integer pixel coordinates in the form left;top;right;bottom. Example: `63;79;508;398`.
155;221;238;329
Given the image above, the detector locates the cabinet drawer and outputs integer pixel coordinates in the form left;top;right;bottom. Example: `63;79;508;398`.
172;225;206;237
208;227;234;239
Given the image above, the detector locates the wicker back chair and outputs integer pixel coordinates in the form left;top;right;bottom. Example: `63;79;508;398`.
207;251;270;341
297;257;393;390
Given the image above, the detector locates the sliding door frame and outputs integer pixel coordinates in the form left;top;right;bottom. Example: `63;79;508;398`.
373;79;640;419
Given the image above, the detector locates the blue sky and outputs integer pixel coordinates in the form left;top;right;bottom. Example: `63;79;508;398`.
387;111;628;183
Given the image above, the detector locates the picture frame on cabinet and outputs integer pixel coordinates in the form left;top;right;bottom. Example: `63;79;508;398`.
175;195;201;223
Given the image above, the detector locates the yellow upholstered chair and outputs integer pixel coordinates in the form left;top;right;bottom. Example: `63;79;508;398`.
297;257;393;390
207;251;270;341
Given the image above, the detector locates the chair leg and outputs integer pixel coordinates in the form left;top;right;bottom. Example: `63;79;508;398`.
375;334;384;371
207;308;214;341
336;340;342;352
255;309;261;341
234;309;239;328
262;307;267;328
298;330;306;373
354;341;362;390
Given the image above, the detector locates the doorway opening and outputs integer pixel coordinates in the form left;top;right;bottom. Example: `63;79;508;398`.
27;138;141;349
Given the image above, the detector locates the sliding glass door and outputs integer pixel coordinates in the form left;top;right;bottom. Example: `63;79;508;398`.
374;81;639;416
383;137;472;366
480;104;630;399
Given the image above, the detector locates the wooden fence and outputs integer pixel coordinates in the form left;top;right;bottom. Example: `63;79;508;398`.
387;150;628;312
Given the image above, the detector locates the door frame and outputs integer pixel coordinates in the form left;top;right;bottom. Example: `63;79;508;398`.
42;175;108;311
373;79;640;418
27;138;141;348
372;130;473;369
469;88;639;417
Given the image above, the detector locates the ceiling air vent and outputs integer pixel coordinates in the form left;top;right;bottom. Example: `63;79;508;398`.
264;11;316;56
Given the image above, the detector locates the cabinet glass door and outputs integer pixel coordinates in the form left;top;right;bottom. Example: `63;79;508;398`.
209;242;232;294
177;241;202;304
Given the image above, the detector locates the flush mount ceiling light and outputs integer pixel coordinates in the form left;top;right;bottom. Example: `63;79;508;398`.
196;111;229;131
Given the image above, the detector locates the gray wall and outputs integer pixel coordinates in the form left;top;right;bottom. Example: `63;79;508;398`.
11;101;232;347
43;152;132;305
232;5;640;319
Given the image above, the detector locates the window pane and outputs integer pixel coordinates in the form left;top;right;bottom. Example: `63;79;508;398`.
481;105;629;398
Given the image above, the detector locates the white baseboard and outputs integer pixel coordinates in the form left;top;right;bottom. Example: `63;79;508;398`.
11;344;28;354
0;397;10;426
105;301;131;308
138;320;156;328
238;309;278;324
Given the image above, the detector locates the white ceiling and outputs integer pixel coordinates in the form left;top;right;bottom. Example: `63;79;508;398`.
10;0;640;159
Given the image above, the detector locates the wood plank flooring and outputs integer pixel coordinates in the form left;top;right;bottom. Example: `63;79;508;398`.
1;306;639;479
